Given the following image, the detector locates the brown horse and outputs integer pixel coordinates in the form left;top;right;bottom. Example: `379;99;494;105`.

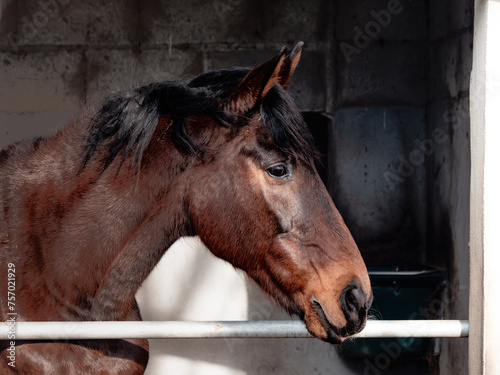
0;43;371;374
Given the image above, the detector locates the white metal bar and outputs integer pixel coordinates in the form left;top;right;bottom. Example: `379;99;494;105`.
355;320;469;338
0;320;469;340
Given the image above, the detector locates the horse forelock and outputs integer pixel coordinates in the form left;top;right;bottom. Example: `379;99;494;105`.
79;67;318;174
259;84;319;168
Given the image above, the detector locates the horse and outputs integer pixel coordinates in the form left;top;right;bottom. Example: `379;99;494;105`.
0;42;372;374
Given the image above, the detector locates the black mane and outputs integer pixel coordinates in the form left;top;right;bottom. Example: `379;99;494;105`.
80;68;318;173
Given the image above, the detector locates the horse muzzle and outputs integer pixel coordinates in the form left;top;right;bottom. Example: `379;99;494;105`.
308;281;372;344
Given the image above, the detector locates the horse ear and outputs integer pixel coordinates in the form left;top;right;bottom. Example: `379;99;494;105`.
226;50;286;114
277;41;304;90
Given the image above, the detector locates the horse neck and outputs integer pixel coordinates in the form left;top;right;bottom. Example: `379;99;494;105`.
24;123;193;321
88;152;197;321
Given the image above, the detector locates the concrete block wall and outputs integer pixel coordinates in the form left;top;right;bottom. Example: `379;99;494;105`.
0;0;473;374
329;2;473;373
330;0;428;267
0;0;329;149
427;0;473;374
330;106;426;265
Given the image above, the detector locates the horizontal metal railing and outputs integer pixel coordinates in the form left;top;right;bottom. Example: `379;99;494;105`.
0;320;469;340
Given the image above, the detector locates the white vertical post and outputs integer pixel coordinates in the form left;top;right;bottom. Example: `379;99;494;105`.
470;1;500;374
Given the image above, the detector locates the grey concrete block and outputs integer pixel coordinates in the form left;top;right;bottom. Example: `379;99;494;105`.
428;95;470;169
0;50;84;111
256;0;330;44
426;95;470;271
337;0;427;41
0;0;19;48
140;0;329;46
330;106;426;265
140;0;260;45
206;48;326;111
0;111;73;149
429;32;473;100
430;0;473;39
84;48;203;99
336;41;427;106
8;0;139;48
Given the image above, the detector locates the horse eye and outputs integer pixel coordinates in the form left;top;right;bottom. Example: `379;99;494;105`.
267;164;289;179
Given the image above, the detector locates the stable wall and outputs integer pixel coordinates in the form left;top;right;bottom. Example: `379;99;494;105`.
427;1;473;373
0;1;472;374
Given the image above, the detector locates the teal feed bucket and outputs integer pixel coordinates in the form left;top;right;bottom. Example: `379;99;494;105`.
339;267;446;360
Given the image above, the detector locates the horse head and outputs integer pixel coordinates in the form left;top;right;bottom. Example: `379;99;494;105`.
184;43;372;344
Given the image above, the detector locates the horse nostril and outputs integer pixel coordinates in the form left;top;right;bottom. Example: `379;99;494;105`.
338;283;370;336
345;286;365;311
340;283;368;318
339;283;369;335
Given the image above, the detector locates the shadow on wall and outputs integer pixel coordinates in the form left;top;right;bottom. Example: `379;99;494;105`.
136;237;362;375
136;237;248;375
